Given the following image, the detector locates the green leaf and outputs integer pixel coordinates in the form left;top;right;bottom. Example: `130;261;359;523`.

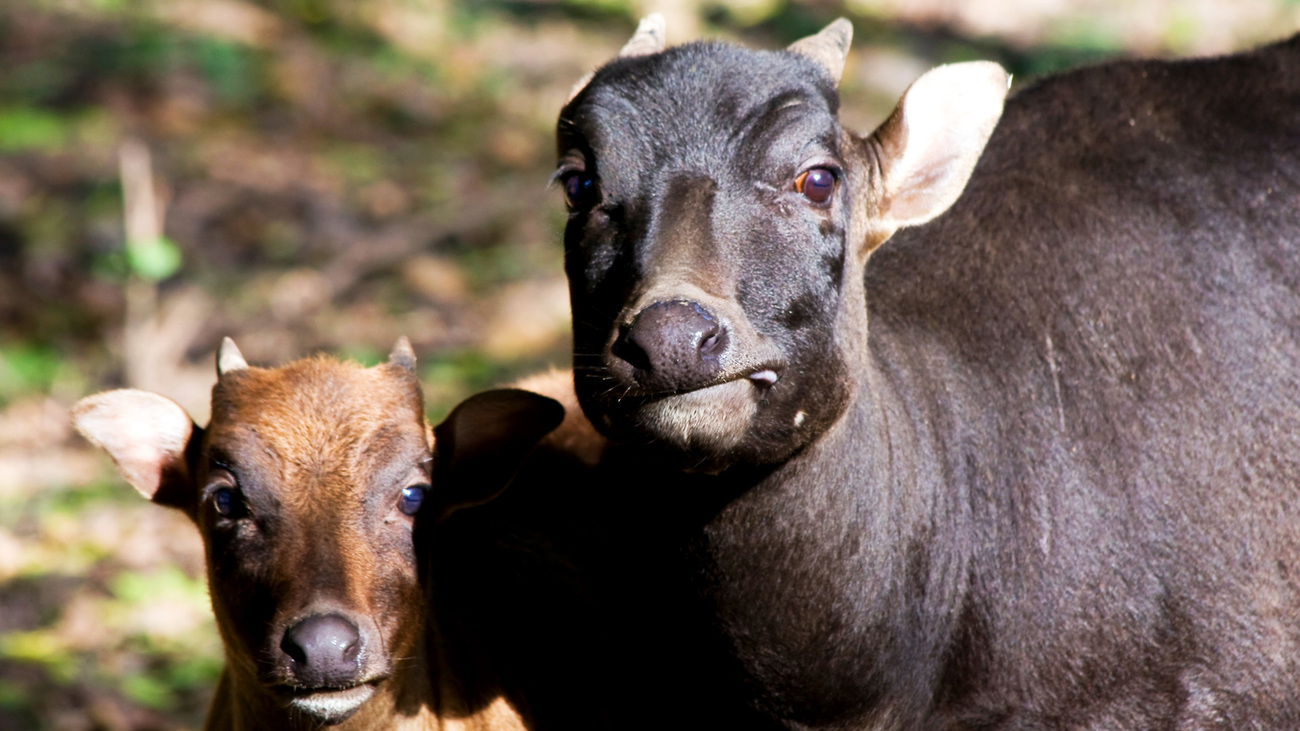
119;672;173;710
0;344;59;403
0;679;28;709
109;566;208;609
0;630;63;664
126;236;182;281
0;107;68;152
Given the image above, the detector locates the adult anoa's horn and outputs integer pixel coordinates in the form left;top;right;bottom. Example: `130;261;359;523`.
788;18;853;86
619;13;665;58
567;13;666;103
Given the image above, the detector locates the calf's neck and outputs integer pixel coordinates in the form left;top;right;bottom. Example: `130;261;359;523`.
558;16;1300;728
73;339;572;731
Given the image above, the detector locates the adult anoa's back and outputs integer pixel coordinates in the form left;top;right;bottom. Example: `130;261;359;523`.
558;16;1300;729
867;36;1300;727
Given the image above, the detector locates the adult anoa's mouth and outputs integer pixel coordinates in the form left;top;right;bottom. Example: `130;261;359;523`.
746;367;780;386
615;366;784;453
620;363;786;400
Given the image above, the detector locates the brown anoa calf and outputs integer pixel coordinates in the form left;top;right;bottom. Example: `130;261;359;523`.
72;338;565;731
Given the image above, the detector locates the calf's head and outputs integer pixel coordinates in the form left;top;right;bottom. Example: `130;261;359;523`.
72;339;562;727
557;17;1007;471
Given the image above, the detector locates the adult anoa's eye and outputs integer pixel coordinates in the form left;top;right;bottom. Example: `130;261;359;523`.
562;172;594;210
399;484;427;516
794;167;836;205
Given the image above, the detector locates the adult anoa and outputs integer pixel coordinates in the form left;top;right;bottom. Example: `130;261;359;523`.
557;15;1300;728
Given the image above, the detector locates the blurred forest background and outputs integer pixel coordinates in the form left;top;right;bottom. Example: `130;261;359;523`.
0;0;1296;728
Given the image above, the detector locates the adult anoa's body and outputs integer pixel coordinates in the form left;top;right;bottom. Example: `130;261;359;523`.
557;16;1300;729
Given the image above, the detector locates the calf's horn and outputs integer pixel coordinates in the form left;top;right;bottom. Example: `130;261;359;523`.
217;337;249;376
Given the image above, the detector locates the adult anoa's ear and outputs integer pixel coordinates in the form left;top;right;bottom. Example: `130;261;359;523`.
868;61;1009;238
71;389;201;512
431;389;565;514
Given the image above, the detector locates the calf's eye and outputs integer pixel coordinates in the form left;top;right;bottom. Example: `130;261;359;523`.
794;167;835;205
214;487;237;517
399;485;427;516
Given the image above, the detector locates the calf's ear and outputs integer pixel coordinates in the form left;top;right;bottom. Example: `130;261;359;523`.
432;389;566;513
71;389;200;512
869;61;1010;236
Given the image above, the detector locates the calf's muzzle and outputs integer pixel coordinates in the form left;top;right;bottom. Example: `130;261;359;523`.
280;613;364;689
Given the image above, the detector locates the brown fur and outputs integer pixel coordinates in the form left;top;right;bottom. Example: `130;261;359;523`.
73;343;565;731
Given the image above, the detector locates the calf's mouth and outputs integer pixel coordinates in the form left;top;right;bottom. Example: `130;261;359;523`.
282;682;379;724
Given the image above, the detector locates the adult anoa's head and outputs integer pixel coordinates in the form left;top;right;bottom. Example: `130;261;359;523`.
556;16;1007;472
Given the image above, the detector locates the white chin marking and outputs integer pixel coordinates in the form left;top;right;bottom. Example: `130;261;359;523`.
287;684;375;723
640;379;758;452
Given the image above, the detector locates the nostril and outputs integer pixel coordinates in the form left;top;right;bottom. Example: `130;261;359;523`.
698;324;725;358
281;633;308;666
341;637;360;663
613;323;652;371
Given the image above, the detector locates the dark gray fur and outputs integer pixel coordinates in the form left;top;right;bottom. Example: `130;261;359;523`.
558;29;1300;730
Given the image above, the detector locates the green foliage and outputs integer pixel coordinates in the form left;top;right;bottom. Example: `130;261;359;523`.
338;343;385;367
0;106;68;152
0;679;26;708
280;0;334;26
0;630;78;685
106;568;220;709
193;38;259;104
35;478;132;521
1049;20;1125;56
73;24;266;110
109;566;208;608
423;348;501;420
704;0;783;27
126;235;183;281
0;344;60;405
119;672;173;709
562;0;636;16
0;564;220;718
1;58;76;104
324;143;387;189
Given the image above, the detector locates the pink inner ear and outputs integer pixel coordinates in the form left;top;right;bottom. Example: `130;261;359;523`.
113;441;174;499
72;389;194;501
875;61;1009;230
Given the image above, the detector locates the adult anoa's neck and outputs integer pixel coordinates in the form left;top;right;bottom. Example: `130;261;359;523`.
689;315;979;724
